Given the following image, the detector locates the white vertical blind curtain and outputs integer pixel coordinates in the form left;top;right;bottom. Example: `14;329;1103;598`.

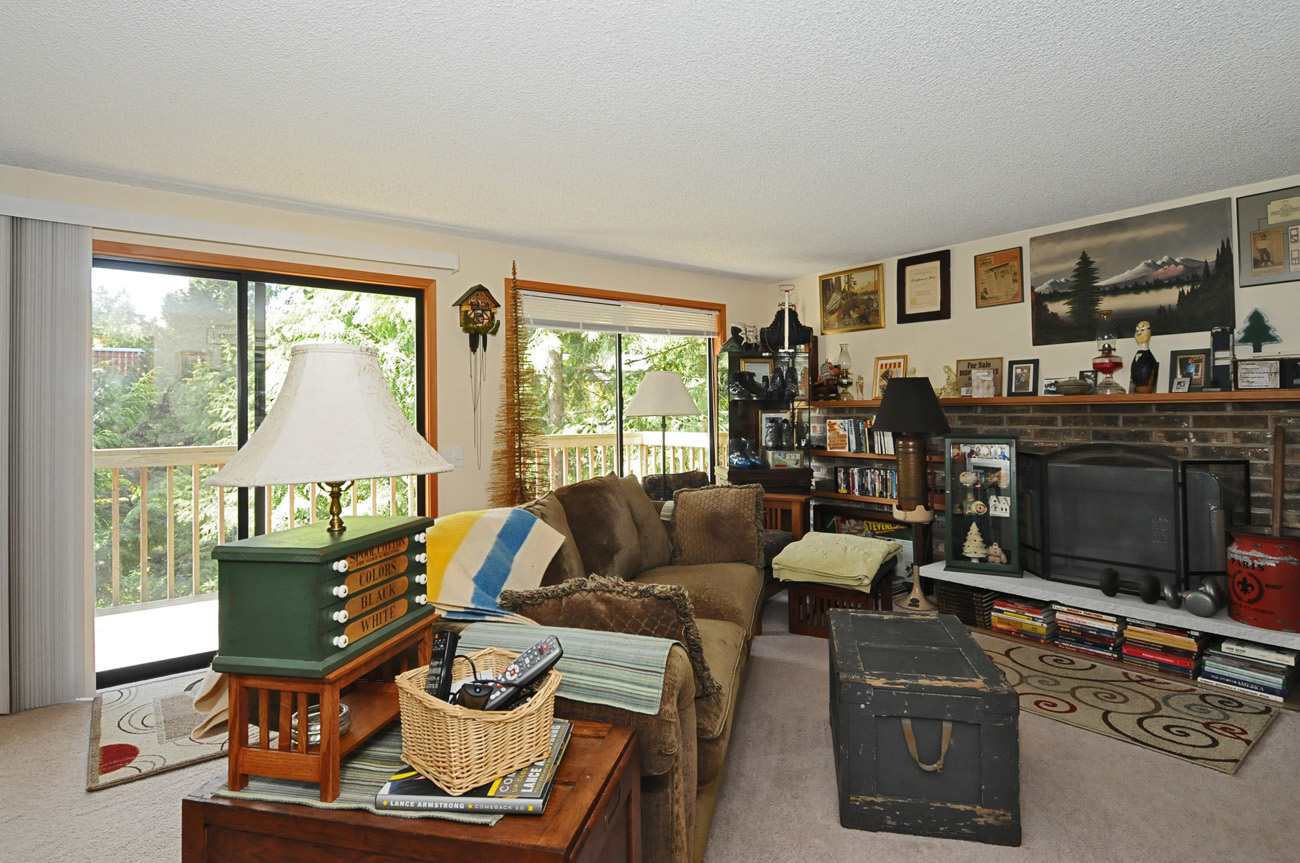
519;290;718;337
1;217;93;713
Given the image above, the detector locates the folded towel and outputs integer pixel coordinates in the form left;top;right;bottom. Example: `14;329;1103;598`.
426;508;564;622
772;531;901;592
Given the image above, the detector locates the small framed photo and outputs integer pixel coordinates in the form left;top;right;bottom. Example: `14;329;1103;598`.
1042;376;1069;396
1077;370;1099;388
1169;348;1211;391
873;355;908;399
956;357;1003;398
896;249;951;324
759;411;787;446
741;358;773;378
1006;359;1039;396
820;264;886;333
1171;377;1191;393
974;247;1024;308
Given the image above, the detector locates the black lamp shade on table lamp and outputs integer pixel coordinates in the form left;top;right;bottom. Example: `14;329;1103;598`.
871;377;950;523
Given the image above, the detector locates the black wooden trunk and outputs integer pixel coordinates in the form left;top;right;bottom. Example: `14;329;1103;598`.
828;610;1021;846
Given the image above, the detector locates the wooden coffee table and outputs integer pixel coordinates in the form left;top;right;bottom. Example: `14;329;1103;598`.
182;721;640;863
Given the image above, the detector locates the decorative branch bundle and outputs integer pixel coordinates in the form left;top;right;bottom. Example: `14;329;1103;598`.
487;262;547;507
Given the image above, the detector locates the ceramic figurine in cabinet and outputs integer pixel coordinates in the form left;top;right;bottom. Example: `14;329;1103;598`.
986;542;1008;565
963;523;988;561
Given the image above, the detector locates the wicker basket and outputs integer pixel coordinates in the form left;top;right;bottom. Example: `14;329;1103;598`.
394;646;561;795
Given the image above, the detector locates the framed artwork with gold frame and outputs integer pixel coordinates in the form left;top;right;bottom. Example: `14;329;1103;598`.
819;264;885;334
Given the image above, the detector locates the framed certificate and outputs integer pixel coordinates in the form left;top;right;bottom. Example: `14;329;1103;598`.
896;249;951;324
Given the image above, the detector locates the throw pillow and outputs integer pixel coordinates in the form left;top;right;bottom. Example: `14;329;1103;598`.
671;483;765;567
498;574;722;699
618;474;673;571
521;491;586;584
552;473;642;581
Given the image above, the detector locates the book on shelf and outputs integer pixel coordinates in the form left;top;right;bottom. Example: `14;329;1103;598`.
1049;602;1122;625
1202;647;1300;679
825;419;851;452
1054;639;1122;661
1196;669;1292;700
375;719;572;814
1121;643;1198;670
1217;638;1299;667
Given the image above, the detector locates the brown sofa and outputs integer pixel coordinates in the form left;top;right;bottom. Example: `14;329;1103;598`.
501;473;766;863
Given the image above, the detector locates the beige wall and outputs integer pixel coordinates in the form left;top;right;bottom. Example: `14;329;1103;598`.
0;165;772;513
770;172;1300;393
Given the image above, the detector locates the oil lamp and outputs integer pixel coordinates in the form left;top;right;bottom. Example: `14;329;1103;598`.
1092;310;1126;395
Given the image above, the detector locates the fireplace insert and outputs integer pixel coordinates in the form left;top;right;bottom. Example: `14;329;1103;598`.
1018;444;1250;594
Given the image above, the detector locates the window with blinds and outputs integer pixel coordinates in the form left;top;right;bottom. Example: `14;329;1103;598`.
519;290;719;337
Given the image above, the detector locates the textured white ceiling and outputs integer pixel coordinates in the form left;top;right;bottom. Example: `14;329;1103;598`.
2;1;1296;282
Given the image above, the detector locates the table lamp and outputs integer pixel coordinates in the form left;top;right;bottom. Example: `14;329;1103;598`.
626;371;701;497
206;343;454;533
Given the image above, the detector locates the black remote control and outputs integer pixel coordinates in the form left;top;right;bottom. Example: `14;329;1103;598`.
424;630;459;701
483;635;563;711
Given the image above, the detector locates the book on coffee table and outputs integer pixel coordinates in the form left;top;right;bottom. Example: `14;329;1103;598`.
375;719;572;814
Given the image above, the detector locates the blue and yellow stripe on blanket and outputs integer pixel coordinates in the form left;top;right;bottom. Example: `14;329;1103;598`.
425;508;563;621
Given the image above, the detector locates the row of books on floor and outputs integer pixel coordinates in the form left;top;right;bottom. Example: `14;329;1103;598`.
375;718;572;814
935;583;1298;701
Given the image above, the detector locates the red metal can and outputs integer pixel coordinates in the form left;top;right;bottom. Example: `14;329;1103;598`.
1227;533;1300;633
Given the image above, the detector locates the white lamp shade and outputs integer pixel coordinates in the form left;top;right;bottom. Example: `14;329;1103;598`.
206;343;453;487
626;371;701;418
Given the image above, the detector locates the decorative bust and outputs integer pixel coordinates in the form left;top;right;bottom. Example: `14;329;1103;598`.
1130;320;1159;394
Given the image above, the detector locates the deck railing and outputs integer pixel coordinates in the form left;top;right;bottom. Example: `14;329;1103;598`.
92;431;710;612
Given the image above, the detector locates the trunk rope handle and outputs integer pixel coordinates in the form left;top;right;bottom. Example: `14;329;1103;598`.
901;719;953;772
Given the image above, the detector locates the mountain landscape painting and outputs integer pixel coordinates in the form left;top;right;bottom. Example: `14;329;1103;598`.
1029;198;1234;346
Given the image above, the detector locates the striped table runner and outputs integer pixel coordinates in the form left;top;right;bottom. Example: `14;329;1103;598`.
459;622;672;715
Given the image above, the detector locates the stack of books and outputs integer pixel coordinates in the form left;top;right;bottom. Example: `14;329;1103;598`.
990;597;1056;643
1051;603;1124;660
375;719;572;814
1197;638;1299;702
1121;619;1209;678
934;582;998;630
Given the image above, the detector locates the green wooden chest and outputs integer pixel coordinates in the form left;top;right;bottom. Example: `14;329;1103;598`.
212;515;436;678
828;609;1021;846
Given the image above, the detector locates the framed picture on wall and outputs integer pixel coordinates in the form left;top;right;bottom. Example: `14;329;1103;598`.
1169;348;1211;391
1236;183;1300;287
819;264;886;333
1006;359;1039;396
974;247;1024;308
897;250;951;324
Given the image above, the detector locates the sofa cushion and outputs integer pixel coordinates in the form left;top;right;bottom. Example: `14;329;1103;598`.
618;474;674;571
497;574;722;699
693;617;747;784
521;491;586;585
552;473;642;581
670;483;764;568
633;561;764;635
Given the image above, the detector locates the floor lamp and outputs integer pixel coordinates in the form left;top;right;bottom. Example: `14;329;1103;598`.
626;371;701;499
871;377;950;611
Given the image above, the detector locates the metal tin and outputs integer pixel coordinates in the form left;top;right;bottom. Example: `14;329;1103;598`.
1227;533;1300;633
289;702;352;747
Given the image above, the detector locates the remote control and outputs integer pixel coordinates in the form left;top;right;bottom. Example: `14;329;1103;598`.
483;635;563;710
424;630;459;701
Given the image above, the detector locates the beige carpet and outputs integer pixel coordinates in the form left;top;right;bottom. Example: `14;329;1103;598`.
86;670;226;790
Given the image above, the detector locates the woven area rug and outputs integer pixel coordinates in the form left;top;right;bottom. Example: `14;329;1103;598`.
87;670;227;790
972;631;1279;774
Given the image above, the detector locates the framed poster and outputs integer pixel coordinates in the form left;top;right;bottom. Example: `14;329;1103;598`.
1237;184;1300;287
1006;359;1039;396
955;357;1003;397
1169;348;1211;391
897;250;951;324
820;264;885;333
873;355;908;399
974;247;1024;308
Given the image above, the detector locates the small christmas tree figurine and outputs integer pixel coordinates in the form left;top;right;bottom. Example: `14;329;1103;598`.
963;522;988;562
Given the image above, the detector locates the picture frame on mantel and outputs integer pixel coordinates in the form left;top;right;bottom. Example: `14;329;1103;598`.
819;264;886;334
897;249;951;324
1007;359;1039;396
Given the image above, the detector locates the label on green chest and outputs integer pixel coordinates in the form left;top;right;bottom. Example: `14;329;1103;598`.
342;598;409;646
343;554;410;594
344;576;410;619
345;537;411;571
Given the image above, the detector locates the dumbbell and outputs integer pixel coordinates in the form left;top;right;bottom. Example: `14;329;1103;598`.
1098;568;1226;617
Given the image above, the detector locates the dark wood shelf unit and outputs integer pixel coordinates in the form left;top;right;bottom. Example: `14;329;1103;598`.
814;389;1300;410
815;489;945;510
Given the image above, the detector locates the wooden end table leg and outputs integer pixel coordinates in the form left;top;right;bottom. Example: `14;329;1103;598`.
227;677;249;792
318;688;341;802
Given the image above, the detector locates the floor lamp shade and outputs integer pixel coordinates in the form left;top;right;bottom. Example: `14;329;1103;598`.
206;343;453;530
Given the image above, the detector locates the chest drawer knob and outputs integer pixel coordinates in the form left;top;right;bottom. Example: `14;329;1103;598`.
414;573;427;585
414;552;428;564
414;531;427;543
331;560;348;572
332;634;349;649
332;585;349;598
414;594;428;605
332;609;349;623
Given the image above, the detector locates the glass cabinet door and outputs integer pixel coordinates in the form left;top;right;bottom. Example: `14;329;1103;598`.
943;436;1020;575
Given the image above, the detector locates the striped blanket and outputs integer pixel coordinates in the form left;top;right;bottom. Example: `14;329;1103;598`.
426;508;564;623
459;622;672;715
212;722;500;825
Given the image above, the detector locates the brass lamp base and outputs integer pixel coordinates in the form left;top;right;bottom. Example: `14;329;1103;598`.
319;480;356;533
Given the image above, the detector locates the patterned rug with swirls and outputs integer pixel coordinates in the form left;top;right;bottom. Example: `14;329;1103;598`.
972;632;1279;774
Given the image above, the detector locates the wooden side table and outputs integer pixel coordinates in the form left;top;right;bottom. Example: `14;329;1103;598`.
226;614;432;802
183;721;641;863
762;492;811;538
